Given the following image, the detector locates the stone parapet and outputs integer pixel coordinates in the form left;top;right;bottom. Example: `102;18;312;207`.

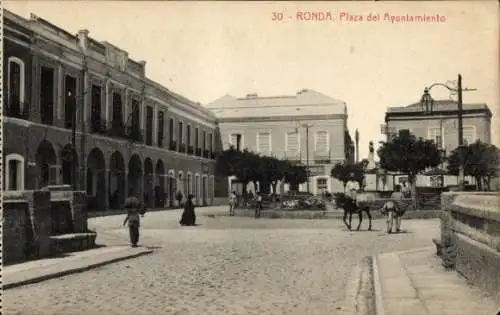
439;191;500;301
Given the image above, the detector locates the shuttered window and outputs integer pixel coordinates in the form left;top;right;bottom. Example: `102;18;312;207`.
286;130;299;157
258;132;271;156
315;131;328;154
463;126;475;145
428;127;442;148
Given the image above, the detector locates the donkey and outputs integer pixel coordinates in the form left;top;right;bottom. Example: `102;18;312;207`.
333;192;373;231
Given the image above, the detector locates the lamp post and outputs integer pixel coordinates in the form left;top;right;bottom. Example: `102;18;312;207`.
302;123;314;193
420;74;477;190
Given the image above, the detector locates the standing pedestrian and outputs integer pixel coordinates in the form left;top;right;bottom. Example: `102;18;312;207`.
123;196;145;247
255;192;263;218
228;191;237;216
381;184;405;233
180;194;196;226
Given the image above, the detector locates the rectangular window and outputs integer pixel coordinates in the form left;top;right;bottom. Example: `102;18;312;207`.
158;111;164;147
169;118;174;142
286;130;299;157
463;126;476;145
112;92;123;126
203;131;207;151
257;132;271;155
90;85;102;132
8;60;22;115
178;122;184;144
40;66;55;125
208;133;213;152
187;125;192;146
428;127;442;149
146;106;153;145
317;178;328;191
195;127;199;148
64;75;77;129
315;131;328;154
131;99;140;132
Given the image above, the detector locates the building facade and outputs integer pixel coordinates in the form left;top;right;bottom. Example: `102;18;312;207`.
383;100;492;187
207;89;355;195
3;10;221;210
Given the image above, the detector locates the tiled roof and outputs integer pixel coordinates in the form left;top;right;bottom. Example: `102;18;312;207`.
206;89;347;118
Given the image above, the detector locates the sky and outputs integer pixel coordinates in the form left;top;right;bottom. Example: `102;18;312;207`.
4;1;499;159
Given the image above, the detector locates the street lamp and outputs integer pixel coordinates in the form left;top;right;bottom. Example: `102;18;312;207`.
420;74;477;190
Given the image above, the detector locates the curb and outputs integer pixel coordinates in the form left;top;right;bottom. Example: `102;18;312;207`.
372;255;385;315
343;256;376;315
3;249;154;290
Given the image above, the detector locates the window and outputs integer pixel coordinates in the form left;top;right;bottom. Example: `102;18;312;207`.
5;154;25;191
230;133;243;150
286;129;300;157
178;122;184;144
315;131;329;154
257;132;271;155
169;118;174;142
157;111;164;147
91;85;102;131
8;57;25;116
64;75;77;129
187;125;192;146
195;128;199;148
428;127;443;149
146;106;153;145
112;92;123;126
40;66;55;125
208;133;213;152
131;99;140;133
317;178;328;192
463;126;476;145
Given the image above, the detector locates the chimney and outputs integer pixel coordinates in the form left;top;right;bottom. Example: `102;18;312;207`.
77;29;89;52
138;60;146;77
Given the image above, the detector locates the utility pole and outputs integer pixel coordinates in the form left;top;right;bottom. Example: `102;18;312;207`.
355;129;359;163
457;74;465;190
302;123;313;194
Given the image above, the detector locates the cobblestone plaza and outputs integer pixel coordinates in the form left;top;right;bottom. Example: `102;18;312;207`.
4;207;439;315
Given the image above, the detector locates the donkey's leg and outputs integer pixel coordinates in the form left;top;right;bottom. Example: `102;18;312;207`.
356;211;363;231
365;209;372;231
343;211;351;230
349;212;353;230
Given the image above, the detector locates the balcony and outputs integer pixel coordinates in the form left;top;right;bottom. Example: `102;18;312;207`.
169;140;177;151
179;143;186;153
90;118;108;135
106;120;127;139
158;136;164;148
126;126;144;143
195;148;202;156
203;149;209;158
210;152;216;160
5;101;29;120
187;145;194;155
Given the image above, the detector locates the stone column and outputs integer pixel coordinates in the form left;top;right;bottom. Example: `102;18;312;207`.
140;98;146;144
123;88;129;126
105;80;112;125
104;168;110;210
30;47;41;123
56;63;64;126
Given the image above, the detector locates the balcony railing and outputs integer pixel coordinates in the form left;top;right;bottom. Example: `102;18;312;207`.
187;145;194;155
203;149;209;158
126;126;144;143
195;148;202;156
90;118;108;135
158;136;164;148
169;140;177;151
5;101;29;119
210;152;216;160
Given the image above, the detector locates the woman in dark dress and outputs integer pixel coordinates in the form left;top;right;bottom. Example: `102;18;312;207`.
180;194;196;226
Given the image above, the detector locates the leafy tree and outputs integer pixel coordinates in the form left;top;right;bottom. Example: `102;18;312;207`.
259;156;287;194
330;161;366;189
283;163;308;190
378;130;441;206
446;140;500;190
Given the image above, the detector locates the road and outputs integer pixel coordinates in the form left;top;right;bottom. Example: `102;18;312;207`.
4;206;439;315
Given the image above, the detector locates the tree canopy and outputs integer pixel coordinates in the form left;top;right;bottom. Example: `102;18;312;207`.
330;161;366;188
378;130;442;181
446;140;499;190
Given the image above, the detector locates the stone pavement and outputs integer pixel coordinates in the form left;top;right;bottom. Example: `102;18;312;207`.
4;207;442;315
374;247;500;315
3;246;153;289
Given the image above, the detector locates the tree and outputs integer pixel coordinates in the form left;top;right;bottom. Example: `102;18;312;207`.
446;140;500;190
259;156;287;194
330;161;365;189
283;163;308;190
378;130;441;206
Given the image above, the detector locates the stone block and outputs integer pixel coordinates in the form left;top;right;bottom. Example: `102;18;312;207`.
23;190;52;258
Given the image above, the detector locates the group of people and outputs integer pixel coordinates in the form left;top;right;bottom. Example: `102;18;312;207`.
345;174;406;234
122;194;198;247
228;190;263;218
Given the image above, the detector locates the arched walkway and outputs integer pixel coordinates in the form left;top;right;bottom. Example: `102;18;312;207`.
35;140;57;188
128;154;142;198
60;144;79;187
109;151;126;209
87;148;106;210
144;157;154;207
155;160;166;208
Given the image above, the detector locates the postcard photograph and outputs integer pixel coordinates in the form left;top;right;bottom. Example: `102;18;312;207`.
1;1;499;314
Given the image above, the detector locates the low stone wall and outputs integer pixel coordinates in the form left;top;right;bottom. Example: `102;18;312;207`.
2;189;95;265
440;192;500;302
